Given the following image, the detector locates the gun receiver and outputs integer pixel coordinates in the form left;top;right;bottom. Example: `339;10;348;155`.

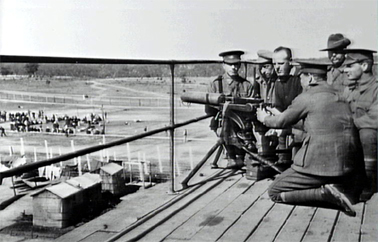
181;93;265;112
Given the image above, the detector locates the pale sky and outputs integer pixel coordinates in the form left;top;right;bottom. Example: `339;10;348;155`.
0;0;377;61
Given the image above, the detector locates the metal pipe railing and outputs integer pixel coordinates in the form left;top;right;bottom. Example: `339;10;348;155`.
169;64;176;193
0;114;212;185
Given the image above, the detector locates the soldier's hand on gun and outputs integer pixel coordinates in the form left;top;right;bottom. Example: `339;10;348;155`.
265;129;282;136
265;106;281;116
256;107;271;123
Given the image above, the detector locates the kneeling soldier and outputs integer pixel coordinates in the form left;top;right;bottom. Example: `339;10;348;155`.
256;59;365;216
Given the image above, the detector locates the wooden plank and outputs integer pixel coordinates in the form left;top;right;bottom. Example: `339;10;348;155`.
161;176;256;241
80;231;118;242
117;170;243;241
361;193;378;242
246;203;294;242
190;179;271;242
274;206;316;242
302;208;338;242
331;202;364;242
217;190;275;242
176;151;228;190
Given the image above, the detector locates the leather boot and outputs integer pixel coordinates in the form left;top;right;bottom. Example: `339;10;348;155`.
322;184;356;217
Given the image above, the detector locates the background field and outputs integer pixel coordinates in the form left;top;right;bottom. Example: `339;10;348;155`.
0;75;223;187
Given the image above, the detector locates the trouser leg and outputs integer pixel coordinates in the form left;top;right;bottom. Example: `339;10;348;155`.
360;128;377;201
268;168;326;204
268;168;360;208
277;129;292;166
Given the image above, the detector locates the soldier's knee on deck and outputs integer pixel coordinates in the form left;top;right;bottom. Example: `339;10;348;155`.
268;186;283;203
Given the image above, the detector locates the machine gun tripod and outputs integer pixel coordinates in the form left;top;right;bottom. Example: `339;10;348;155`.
180;93;287;189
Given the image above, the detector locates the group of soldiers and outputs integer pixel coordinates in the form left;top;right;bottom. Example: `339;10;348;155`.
205;33;377;217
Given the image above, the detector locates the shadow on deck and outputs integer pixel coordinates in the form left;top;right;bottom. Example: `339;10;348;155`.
55;167;378;242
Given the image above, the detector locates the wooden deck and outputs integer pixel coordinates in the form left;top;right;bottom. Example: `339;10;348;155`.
55;165;378;242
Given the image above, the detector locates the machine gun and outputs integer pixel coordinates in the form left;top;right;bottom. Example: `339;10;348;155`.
180;93;284;188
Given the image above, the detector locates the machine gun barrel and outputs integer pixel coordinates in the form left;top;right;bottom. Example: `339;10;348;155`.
181;93;264;111
181;93;225;105
224;96;264;105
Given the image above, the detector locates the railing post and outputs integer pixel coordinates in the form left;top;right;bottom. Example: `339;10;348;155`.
169;63;175;194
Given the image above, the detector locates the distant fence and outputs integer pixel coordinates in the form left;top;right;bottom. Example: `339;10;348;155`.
0;91;184;107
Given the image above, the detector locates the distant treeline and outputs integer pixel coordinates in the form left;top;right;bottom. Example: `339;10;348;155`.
0;63;229;78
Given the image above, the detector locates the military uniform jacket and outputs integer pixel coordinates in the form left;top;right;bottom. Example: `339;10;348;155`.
208;74;256;97
327;66;349;94
274;75;302;112
255;75;277;104
264;82;360;176
343;76;378;130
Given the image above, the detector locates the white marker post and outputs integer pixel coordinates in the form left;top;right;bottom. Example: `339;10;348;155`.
20;138;25;156
59;147;63;167
99;143;104;162
127;143;132;182
44;140;49;159
189;146;194;170
157;145;163;173
143;153;148;175
71;140;81;175
86;154;91;171
34;147;37;162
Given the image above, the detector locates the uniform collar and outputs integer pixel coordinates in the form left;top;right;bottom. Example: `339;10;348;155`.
356;76;376;94
331;66;343;73
307;81;334;93
258;75;277;85
223;74;242;85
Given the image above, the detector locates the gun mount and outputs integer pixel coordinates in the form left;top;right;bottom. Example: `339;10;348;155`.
180;93;286;188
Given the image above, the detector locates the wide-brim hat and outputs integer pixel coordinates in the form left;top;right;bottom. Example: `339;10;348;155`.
319;33;351;51
294;59;332;75
343;49;377;65
251;50;273;64
219;50;244;64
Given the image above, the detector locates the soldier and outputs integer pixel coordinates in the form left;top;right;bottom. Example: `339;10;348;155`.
272;46;302;112
343;49;377;201
272;46;303;166
252;50;277;104
250;50;280;178
206;50;257;168
319;33;351;93
256;59;365;217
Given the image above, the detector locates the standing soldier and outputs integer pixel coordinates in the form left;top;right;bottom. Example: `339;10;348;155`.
272;46;303;167
319;33;351;93
206;50;257;168
272;46;302;112
252;50;277;105
343;49;377;201
250;50;280;178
